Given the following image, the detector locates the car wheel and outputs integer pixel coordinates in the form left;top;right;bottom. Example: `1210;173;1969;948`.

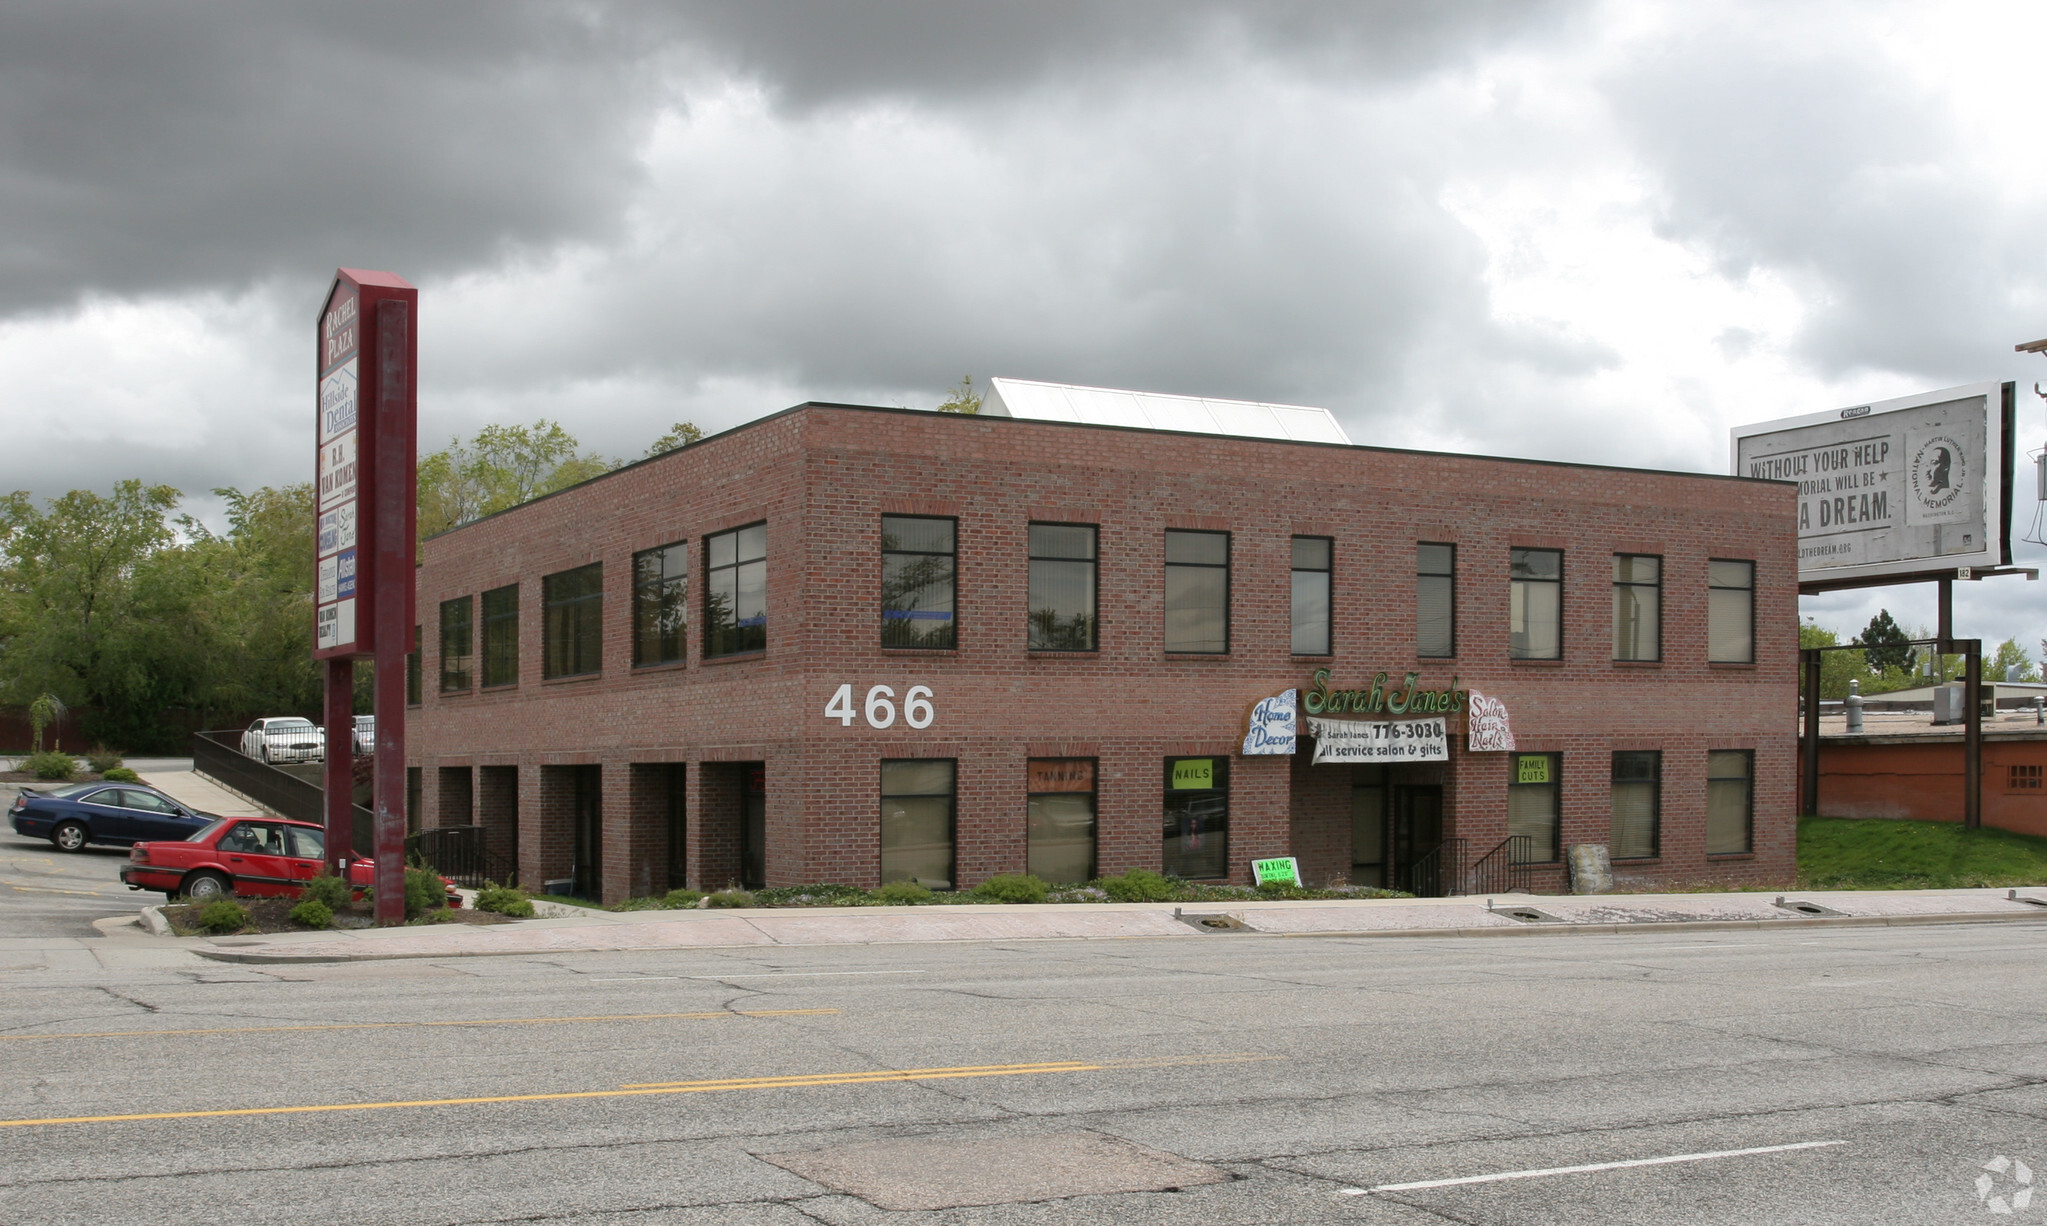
51;822;89;853
183;871;232;903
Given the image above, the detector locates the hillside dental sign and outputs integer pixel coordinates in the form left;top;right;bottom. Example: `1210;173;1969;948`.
1731;382;2015;584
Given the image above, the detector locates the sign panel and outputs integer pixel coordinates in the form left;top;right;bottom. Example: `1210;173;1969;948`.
1731;382;2013;584
1171;759;1215;789
1467;691;1516;752
1027;759;1095;792
1252;856;1302;887
1516;754;1551;784
1307;716;1448;764
1241;688;1297;756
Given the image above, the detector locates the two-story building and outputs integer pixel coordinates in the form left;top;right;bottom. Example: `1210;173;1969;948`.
407;382;1799;903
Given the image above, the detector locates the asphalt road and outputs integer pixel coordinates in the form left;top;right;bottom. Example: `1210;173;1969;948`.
0;792;152;938
3;920;2046;1223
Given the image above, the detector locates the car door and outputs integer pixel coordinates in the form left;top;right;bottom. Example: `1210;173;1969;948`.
283;825;326;894
215;821;297;896
72;786;136;842
116;789;198;843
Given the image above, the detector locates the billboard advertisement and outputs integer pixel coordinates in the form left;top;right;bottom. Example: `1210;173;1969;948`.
1731;382;2015;585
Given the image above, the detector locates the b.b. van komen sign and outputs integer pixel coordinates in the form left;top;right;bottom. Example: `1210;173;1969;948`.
1731;381;2012;584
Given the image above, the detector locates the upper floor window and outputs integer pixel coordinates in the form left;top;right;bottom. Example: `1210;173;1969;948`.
1418;543;1455;658
1164;530;1229;653
1291;536;1331;656
1708;559;1755;663
1028;523;1096;651
704;523;766;657
1510;548;1562;660
882;516;956;649
406;624;422;706
1613;554;1661;661
481;583;519;687
542;562;602;679
633;542;687;667
439;596;473;692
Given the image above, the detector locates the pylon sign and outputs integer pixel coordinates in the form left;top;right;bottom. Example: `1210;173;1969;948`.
315;269;416;657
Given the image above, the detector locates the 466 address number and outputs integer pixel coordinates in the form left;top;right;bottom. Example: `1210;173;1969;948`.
824;683;935;729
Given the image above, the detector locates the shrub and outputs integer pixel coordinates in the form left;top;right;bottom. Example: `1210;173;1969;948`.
973;873;1049;904
662;887;704;909
99;766;140;783
1096;869;1177;902
474;884;535;917
86;747;124;773
751;883;868;907
610;895;667;911
288;899;333;929
406;907;460;925
24;751;76;781
402;865;448;918
872;879;935;905
300;873;351;910
704;888;756;908
197;899;249;933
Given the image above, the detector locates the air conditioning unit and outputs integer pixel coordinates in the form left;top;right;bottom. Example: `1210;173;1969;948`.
1933;684;1966;724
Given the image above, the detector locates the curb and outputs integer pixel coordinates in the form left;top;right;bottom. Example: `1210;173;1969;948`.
184;906;2047;965
138;906;171;937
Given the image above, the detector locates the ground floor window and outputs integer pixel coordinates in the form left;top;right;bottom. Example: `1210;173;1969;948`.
1163;757;1229;879
1706;750;1753;854
1027;759;1096;883
741;764;765;890
1508;753;1560;863
1611;751;1660;859
1351;766;1386;887
881;760;955;889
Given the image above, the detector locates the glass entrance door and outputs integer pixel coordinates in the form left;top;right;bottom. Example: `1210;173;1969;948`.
740;764;766;889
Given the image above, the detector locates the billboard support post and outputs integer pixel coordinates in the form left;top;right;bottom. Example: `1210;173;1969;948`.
1964;639;1983;831
1801;648;1821;816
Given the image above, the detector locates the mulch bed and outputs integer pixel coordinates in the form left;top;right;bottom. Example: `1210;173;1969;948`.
1;771;120;784
161;897;514;936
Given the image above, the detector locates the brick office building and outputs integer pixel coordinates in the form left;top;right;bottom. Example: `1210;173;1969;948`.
408;389;1799;903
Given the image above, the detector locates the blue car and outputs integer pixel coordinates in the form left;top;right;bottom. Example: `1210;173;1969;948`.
8;782;215;852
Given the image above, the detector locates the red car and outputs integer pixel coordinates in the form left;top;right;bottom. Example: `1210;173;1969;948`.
120;816;459;907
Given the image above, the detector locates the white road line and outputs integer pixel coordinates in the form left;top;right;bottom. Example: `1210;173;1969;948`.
589;971;930;982
1345;1140;1848;1194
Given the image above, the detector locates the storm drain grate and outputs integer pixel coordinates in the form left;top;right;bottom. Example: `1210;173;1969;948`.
2008;891;2047;909
1772;897;1844;917
1174;909;1253;933
1492;905;1560;924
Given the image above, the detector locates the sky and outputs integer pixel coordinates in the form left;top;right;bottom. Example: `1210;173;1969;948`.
3;1;2045;655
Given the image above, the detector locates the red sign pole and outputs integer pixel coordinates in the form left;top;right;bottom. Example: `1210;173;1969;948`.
315;269;417;925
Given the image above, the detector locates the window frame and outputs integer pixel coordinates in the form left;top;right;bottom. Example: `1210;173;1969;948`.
1507;752;1561;864
406;623;422;707
1510;548;1564;661
1290;535;1333;657
1026;758;1098;884
632;541;689;668
1612;553;1663;663
1027;522;1099;652
1161;756;1230;880
541;562;604;680
1706;749;1754;855
1610;750;1662;860
1708;558;1757;664
881;515;958;650
1163;529;1231;654
438;595;474;693
879;758;957;891
481;583;519;688
1418;541;1456;659
704;522;768;659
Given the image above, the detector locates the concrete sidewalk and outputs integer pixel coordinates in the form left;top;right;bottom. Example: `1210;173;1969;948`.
138;768;269;818
169;886;2047;964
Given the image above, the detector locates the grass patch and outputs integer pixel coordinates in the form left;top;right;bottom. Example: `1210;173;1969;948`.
1799;816;2047;889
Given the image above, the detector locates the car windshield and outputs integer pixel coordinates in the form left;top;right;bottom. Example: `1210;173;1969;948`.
271;719;315;731
187;818;230;843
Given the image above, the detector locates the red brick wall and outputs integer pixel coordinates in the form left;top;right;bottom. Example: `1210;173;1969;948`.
412;404;1799;898
1802;737;2047;838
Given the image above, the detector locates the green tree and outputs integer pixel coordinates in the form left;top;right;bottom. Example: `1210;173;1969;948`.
180;483;322;725
935;376;982;414
417;420;619;539
1990;638;2035;682
1858;608;1915;674
0;481;198;749
645;421;704;457
1799;620;1871;700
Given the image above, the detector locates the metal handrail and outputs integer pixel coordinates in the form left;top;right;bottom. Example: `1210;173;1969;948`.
1467;835;1534;895
405;824;519;888
1404;837;1467;898
190;730;373;852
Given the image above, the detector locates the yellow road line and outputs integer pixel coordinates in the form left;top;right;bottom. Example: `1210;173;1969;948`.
0;1009;837;1042
0;1059;1104;1129
4;884;112;896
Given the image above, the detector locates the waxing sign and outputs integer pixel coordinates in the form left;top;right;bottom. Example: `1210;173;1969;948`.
1306;716;1448;764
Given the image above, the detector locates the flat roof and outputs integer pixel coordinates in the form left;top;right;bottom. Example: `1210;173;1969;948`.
981;377;1352;445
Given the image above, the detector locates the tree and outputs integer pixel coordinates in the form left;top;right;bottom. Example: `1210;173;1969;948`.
1799;620;1871;700
1990;638;2035;682
180;483;322;726
417;420;619;539
645;421;704;457
935;376;982;414
1858;608;1915;674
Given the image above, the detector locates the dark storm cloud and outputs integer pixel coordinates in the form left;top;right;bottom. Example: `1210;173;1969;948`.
0;2;670;317
1604;28;2047;383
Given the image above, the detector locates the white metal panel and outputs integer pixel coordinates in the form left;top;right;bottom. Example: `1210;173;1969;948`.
981;377;1351;445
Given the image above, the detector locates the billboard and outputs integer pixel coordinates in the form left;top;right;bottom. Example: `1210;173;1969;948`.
1732;382;2015;585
